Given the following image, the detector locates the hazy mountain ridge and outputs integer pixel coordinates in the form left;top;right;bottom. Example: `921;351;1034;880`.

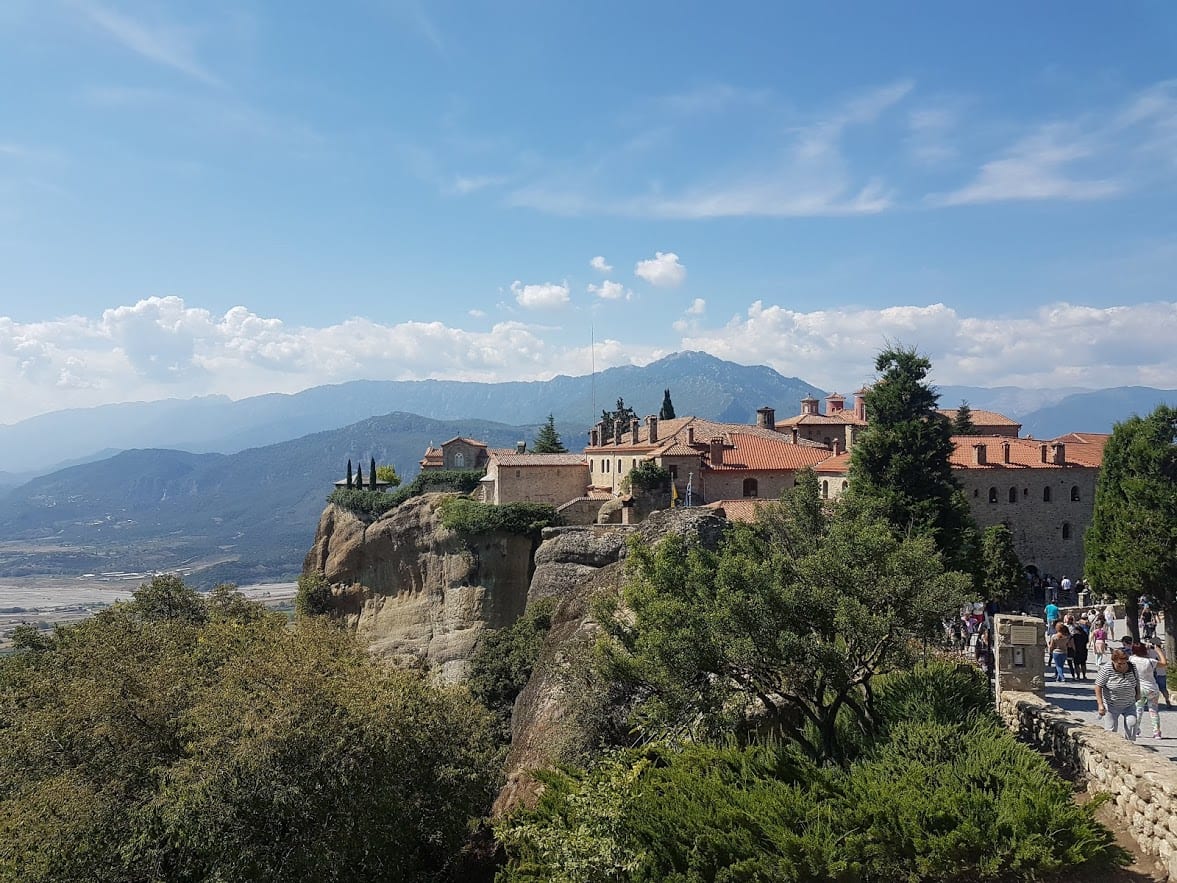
0;352;824;475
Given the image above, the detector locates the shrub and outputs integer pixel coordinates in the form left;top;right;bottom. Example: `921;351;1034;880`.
294;570;333;617
439;498;560;539
327;469;485;520
619;462;670;494
467;598;556;742
872;659;997;735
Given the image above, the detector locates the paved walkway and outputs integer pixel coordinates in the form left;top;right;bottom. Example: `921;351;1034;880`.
1043;672;1177;764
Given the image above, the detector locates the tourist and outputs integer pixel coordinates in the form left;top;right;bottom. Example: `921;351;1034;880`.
1069;618;1090;680
1061;575;1073;602
1151;639;1171;709
975;627;995;681
1131;642;1166;739
1048;623;1072;683
1104;601;1117;641
1141;604;1157;641
1092;618;1109;668
1095;649;1140;742
1045;599;1061;636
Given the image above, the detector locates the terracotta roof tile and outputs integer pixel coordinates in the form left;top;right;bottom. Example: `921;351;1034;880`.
939;409;1021;427
949;436;1099;469
814;451;852;473
491;453;588;466
705;433;834;471
702;499;767;523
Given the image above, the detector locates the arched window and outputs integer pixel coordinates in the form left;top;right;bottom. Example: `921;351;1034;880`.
841;480;848;491
988;487;998;503
822;480;829;499
742;478;758;498
1062;522;1072;540
454;451;465;468
1043;486;1052;502
1070;485;1080;502
1008;486;1017;503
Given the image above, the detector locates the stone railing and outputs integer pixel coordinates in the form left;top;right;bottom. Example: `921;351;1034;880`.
998;690;1177;877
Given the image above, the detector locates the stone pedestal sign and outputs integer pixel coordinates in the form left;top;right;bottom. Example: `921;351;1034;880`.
994;613;1045;700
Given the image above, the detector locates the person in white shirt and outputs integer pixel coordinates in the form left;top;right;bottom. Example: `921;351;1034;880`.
1131;642;1167;739
1104;602;1117;641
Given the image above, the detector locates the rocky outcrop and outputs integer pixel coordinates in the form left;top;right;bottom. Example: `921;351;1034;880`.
303;494;535;682
494;507;728;815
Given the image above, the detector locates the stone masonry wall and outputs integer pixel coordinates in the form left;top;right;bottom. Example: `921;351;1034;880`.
492;464;591;506
998;691;1177;878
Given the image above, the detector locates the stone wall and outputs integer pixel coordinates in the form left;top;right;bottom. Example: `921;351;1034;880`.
489;462;591;506
555;498;603;525
697;469;798;504
958;466;1097;578
998;691;1177;878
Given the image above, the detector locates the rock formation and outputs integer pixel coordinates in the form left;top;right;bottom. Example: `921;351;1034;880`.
302;493;535;682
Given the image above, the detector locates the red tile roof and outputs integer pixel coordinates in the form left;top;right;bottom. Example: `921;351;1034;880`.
814;451;852;474
939;409;1021;427
949;436;1100;469
705;432;834;471
491;453;588;466
702;499;767;522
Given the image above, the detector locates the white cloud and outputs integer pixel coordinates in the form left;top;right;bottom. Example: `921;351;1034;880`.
686;298;706;315
587;280;631;301
589;255;612;273
468;308;486;318
635;252;686;287
680;299;1177;392
510;280;570;309
76;1;221;87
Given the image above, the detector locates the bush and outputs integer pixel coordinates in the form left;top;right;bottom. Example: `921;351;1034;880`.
872;659;997;735
467;599;556;742
620;462;670;493
328;470;485;520
294;570;333;617
439;498;561;539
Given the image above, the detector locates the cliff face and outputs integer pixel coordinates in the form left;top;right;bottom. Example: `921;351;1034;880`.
303;494;535;682
495;507;728;815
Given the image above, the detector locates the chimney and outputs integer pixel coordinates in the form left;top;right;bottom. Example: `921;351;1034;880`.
832;438;841;456
791;427;799;444
973;443;987;466
1039;444;1049;463
709;437;724;467
1051;442;1066;465
687;426;695;445
590;428;600;447
826;393;845;415
854;387;868;421
756;406;776;430
1001;441;1011;464
630;418;640;443
801;395;818;416
646;415;658;443
516;440;526;454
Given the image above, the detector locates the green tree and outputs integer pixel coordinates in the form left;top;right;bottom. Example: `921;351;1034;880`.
659;388;676;420
355;463;363;487
980;524;1023;602
532;414;568;453
0;583;500;883
295;569;333;617
952;400;977;435
1086;405;1177;646
596;478;972;763
846;346;979;574
370;456;377;490
346;458;353;489
375;464;402;486
130;573;209;624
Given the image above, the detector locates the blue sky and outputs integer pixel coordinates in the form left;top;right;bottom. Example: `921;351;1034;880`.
2;1;1176;422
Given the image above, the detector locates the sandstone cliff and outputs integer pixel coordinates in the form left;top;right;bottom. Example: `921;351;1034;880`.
302;494;535;682
495;507;728;815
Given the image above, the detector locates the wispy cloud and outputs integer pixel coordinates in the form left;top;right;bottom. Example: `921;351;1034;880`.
507;80;912;219
75;1;222;87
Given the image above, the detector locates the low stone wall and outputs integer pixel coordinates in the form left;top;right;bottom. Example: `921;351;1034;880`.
998;690;1177;876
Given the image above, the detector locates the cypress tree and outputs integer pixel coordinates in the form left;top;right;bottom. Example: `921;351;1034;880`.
370;457;377;490
659;388;676;420
346;459;353;489
355;463;363;488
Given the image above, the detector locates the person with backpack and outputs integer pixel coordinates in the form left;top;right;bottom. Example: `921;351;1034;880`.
1095;649;1141;742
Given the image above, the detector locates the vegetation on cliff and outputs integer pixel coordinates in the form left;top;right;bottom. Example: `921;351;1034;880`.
439;497;561;539
0;576;501;883
328;468;485;519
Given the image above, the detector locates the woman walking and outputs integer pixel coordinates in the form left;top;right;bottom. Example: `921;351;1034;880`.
1131;642;1167;739
1048;622;1072;683
1095;649;1141;741
1092;618;1109;668
1069;618;1090;680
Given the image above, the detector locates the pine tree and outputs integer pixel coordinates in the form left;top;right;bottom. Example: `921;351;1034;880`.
346;459;353;489
659;388;676;420
952;401;977;435
533;414;568;453
600;397;638;443
370;457;377;490
1086;405;1177;645
846;345;978;574
980;524;1023;601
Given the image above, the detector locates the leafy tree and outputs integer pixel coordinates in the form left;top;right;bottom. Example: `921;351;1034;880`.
129;573;209;624
295;569;333;617
1086;405;1177;646
347;458;353;489
375;464;401;486
846;345;979;574
596;478;972;763
952;400;977;435
659;388;676;420
980;524;1024;602
0;582;501;883
532;414;567;453
370;456;377;490
600;397;638;443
